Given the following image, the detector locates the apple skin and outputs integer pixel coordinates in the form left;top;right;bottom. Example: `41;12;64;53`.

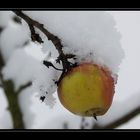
57;63;115;117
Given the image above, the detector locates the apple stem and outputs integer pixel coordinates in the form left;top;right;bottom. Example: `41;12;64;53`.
93;114;98;121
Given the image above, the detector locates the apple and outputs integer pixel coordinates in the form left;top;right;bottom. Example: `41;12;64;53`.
57;63;115;117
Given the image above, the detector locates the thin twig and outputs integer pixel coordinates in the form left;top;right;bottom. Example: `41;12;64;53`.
16;82;32;94
28;23;43;43
92;107;140;129
0;49;4;70
104;107;140;129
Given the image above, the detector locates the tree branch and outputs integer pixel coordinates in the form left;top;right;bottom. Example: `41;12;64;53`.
92;107;140;129
91;92;140;129
0;48;4;70
0;53;25;128
0;26;28;129
2;79;25;128
103;107;140;129
16;82;32;94
28;23;44;43
13;11;77;84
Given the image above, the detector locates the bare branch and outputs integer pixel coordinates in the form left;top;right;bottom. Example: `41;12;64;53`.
103;107;140;129
0;26;25;128
0;79;2;87
0;49;4;70
91;92;140;129
16;82;32;94
28;23;44;43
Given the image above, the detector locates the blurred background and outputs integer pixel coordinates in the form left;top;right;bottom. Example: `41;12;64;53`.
0;11;140;129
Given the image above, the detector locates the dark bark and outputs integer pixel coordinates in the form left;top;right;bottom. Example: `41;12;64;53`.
2;79;25;128
93;107;140;129
0;27;27;129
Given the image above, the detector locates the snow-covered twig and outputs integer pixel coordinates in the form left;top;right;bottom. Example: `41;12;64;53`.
13;11;77;84
103;107;140;129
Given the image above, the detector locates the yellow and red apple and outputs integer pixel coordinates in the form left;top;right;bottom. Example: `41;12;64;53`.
57;63;115;117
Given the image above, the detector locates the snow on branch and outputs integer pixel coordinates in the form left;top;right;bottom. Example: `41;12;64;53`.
13;11;77;85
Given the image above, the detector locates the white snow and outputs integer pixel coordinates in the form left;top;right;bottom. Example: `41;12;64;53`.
0;11;14;28
0;22;30;62
1;11;124;108
24;11;124;77
2;47;58;107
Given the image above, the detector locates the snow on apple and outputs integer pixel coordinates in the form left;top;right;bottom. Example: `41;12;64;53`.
58;63;115;117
